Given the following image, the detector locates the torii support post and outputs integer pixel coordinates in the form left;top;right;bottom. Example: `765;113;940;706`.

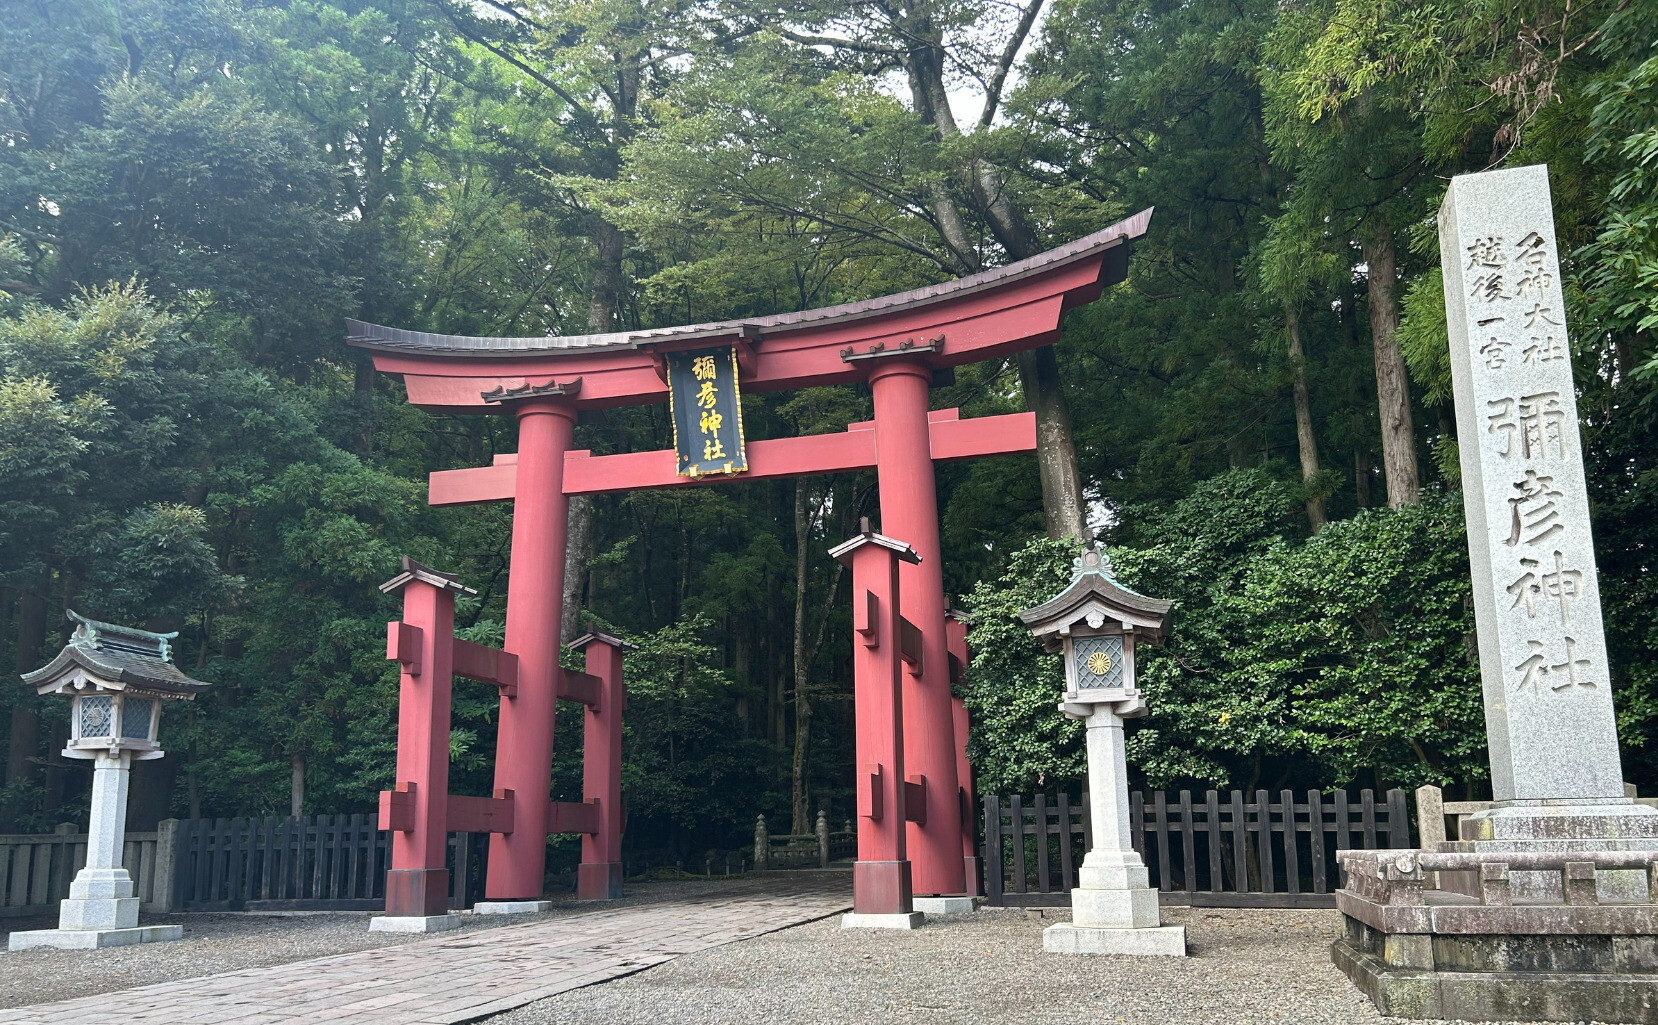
489;394;577;901
571;631;630;900
868;361;967;898
832;524;923;929
376;559;476;931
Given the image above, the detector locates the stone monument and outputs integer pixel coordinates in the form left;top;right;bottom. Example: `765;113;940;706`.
10;612;209;950
1332;164;1658;1022
1021;545;1186;956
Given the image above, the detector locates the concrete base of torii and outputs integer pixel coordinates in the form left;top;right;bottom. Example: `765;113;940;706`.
368;913;465;933
841;912;926;930
473;900;554;915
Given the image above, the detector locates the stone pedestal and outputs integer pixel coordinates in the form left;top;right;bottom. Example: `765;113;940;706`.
1042;708;1186;957
1333;849;1658;1022
10;924;183;950
912;896;974;914
9;751;182;952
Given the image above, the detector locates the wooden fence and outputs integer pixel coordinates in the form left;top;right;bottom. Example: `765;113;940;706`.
1;822;174;918
2;814;492;916
174;814;488;911
983;788;1413;908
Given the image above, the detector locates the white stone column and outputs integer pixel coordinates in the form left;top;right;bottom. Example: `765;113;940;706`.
58;751;139;931
1076;708;1150;896
1439;164;1658;846
1043;705;1185;955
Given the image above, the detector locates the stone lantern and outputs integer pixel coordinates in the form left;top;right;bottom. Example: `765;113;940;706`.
1020;545;1185;956
9;611;209;951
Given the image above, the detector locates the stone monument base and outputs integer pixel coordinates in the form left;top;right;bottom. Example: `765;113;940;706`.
1334;911;1658;1022
1043;922;1186;956
8;924;182;951
368;913;465;933
841;912;925;930
912;896;974;914
1335;847;1658;1023
472;900;553;915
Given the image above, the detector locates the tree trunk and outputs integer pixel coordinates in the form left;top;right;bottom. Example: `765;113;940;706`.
562;495;592;642
587;220;626;333
290;753;305;818
353;358;376;456
127;757;177;830
1018;347;1089;539
1285;303;1326;532
1362;230;1420;508
767;570;785;748
897;27;1090;539
791;482;812;835
5;590;47;801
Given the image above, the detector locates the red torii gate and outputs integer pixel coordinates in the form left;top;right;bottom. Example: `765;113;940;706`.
351;210;1151;903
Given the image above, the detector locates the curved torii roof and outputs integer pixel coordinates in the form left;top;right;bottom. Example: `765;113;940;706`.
350;210;1152;415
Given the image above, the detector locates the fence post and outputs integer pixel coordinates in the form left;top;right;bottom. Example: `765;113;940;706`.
1386;789;1412;849
983;795;1003;905
815;810;829;868
150;819;181;912
1415;785;1445;847
753;815;768;871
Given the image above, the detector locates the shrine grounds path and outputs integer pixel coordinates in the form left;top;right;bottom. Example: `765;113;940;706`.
0;875;1600;1025
0;874;850;1025
485;904;1598;1025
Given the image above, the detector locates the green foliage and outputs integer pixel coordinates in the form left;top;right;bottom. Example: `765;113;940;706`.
961;536;1085;795
969;472;1487;794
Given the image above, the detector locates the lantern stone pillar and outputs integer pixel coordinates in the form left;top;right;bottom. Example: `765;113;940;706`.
1021;546;1185;956
11;612;207;951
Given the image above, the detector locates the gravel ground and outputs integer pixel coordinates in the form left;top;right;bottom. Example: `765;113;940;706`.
0;876;748;1010
484;905;1598;1025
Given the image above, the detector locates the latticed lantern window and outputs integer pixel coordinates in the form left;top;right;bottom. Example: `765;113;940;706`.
79;694;115;739
121;698;156;740
1072;635;1125;689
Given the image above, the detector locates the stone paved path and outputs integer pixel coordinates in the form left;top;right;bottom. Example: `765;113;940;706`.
0;877;850;1025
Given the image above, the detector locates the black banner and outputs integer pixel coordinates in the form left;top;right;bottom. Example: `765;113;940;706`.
667;346;748;477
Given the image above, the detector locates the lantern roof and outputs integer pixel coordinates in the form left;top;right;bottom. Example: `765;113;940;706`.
22;611;211;698
1019;545;1172;648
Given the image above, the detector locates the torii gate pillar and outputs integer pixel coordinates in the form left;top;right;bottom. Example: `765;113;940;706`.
489;395;576;900
869;361;968;897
